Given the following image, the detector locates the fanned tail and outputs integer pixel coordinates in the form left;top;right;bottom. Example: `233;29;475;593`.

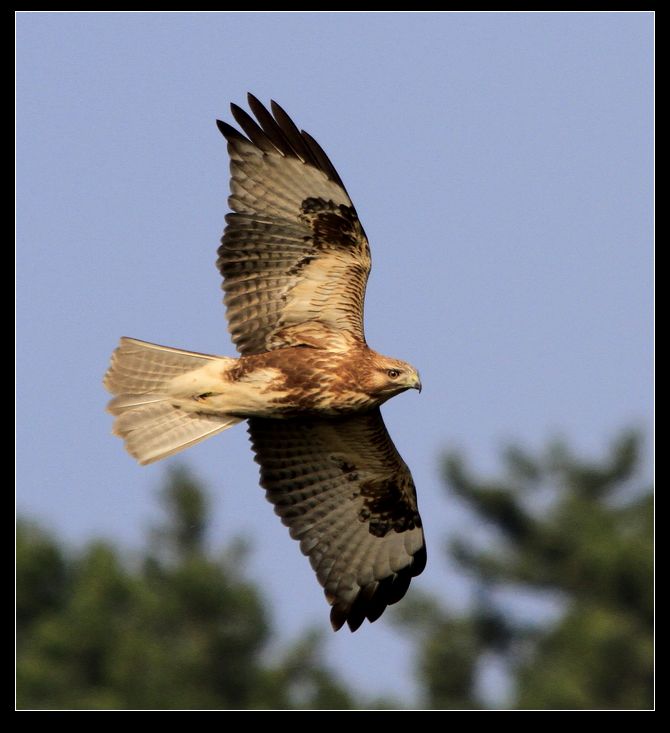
104;337;242;465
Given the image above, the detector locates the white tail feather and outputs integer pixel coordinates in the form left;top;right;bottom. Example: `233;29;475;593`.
104;337;242;464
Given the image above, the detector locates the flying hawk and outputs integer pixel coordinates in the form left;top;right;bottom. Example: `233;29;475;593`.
104;95;426;631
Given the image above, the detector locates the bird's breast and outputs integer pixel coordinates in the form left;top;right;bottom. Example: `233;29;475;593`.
228;346;379;417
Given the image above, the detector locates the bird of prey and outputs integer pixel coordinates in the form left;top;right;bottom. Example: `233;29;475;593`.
104;95;426;631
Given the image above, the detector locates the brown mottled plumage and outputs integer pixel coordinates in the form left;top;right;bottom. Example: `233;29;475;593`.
104;95;425;631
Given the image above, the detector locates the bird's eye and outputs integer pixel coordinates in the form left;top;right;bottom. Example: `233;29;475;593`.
387;369;401;379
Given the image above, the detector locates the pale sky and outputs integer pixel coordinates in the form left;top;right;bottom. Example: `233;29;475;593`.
17;12;653;706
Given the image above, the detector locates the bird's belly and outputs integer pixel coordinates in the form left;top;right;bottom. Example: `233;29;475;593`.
266;387;379;418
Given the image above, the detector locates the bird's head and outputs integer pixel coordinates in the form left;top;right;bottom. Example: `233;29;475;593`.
365;354;422;400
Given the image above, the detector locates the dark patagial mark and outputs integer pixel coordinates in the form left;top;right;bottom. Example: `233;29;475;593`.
300;197;363;251
359;477;422;538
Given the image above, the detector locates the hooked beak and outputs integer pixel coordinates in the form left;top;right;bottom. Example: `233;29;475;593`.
412;374;422;393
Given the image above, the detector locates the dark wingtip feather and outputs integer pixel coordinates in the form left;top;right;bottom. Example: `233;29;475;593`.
246;91;269;117
330;605;347;632
346;608;367;632
330;542;427;632
269;99;321;168
229;103;275;153
411;543;427;577
246;94;295;158
216;119;247;144
301;129;348;192
220;96;347;189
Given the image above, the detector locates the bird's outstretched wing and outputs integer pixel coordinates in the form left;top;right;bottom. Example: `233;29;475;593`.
217;94;371;355
247;409;426;631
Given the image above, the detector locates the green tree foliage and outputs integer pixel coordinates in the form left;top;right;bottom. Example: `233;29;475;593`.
16;466;358;710
17;433;653;710
396;431;653;710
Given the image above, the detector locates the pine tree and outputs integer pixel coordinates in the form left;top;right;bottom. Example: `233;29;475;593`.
395;431;653;710
16;466;359;710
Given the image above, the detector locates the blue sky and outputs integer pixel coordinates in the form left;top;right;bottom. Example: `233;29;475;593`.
17;12;653;706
